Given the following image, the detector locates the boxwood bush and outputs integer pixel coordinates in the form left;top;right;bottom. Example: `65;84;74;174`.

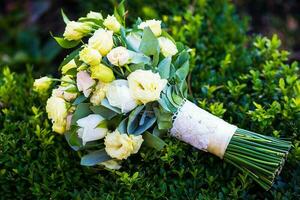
0;0;299;199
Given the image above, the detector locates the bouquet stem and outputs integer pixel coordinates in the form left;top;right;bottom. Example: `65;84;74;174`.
224;128;291;190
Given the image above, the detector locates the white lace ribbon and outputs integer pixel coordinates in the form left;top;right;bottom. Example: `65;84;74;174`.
170;100;237;159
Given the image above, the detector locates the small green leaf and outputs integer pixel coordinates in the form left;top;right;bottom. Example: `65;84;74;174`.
53;36;81;49
143;132;166;151
157;57;171;79
174;51;189;69
61;9;70;24
59;47;82;69
80;149;111;166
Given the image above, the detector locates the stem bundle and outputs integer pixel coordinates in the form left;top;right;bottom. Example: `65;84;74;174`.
224;128;291;190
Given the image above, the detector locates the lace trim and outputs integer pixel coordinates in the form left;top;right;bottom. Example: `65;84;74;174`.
170;100;237;159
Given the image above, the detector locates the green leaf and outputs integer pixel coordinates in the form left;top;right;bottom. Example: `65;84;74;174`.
174;51;189;69
80;149;111;166
175;60;189;81
73;95;87;105
90;105;117;120
139;27;159;56
128;51;151;64
71;103;92;125
52;36;81;49
143;132;166;151
157;57;171;79
61;9;70;24
118;118;128;134
161;30;176;44
59;47;82;69
127;105;144;134
101;99;122;114
65;128;82;151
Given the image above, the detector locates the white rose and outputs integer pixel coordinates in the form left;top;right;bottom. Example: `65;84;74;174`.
79;45;102;66
138;19;162;36
158;37;178;57
107;46;130;67
77;114;108;145
103;15;121;33
88;28;114;56
76;71;95;97
106;80;138;113
46;96;68;134
86;11;103;20
127;70;167;104
63;21;91;41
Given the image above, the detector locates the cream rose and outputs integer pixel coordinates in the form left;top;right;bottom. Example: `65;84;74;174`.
77;114;108;145
63;21;91;41
138;19;162;36
88;29;114;56
76;71;95;97
90;81;108;106
127;70;167;104
104;130;143;160
86;11;103;20
46;96;68;134
106;80;138;113
90;64;115;83
107;46;130;67
103;15;121;33
79;46;102;66
33;76;52;93
158;37;178;57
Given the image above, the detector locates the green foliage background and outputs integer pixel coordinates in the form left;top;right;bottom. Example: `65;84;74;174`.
0;0;299;199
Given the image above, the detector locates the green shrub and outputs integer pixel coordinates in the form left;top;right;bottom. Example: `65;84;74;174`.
0;0;299;199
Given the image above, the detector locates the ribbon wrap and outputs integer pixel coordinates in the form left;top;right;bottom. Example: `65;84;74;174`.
170;100;237;159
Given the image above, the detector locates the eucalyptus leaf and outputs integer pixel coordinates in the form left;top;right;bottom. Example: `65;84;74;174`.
127;105;144;134
139;27;159;56
118;118;128;134
133;117;156;135
90;105;117;120
65;129;82;151
174;51;189;69
80;149;111;166
101;99;122;114
128;50;151;64
71;103;92;125
143;132;166;151
175;60;189;81
73;95;87;105
157;57;171;79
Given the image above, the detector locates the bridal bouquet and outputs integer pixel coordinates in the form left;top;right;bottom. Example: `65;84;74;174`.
34;2;291;190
